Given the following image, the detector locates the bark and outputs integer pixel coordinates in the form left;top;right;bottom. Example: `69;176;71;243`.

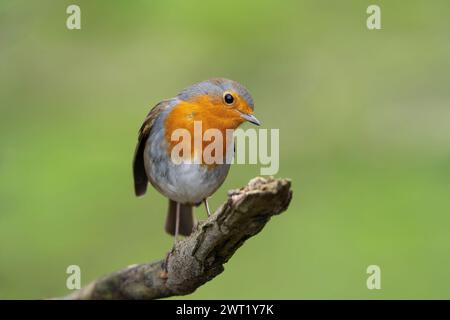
65;177;292;300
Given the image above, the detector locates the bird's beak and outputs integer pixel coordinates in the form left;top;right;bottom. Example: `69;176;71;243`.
240;112;261;126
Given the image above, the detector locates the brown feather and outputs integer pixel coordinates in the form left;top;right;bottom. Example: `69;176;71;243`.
165;199;194;236
132;100;171;197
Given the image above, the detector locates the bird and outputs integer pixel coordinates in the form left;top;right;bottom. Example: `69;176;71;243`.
132;78;260;248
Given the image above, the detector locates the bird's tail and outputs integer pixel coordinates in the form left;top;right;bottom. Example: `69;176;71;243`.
165;199;194;236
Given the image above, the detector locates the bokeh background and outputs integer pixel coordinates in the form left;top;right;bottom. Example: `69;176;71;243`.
1;0;450;299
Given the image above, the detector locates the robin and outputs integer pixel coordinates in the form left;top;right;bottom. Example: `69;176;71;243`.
132;78;260;246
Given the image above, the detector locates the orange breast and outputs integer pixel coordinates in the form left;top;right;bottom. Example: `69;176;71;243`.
164;96;244;167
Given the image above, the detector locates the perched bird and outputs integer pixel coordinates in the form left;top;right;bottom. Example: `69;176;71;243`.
133;78;260;245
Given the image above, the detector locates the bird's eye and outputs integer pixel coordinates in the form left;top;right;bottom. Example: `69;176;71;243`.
223;93;234;105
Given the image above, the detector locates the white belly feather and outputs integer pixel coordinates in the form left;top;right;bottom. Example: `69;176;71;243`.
143;110;232;204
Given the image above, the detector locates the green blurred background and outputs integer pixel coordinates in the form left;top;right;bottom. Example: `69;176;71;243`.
1;0;450;299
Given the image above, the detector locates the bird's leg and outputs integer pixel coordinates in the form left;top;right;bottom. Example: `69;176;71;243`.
162;202;181;276
174;201;180;246
204;198;211;217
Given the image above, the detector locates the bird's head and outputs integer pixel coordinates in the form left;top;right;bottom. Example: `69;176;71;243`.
176;78;260;128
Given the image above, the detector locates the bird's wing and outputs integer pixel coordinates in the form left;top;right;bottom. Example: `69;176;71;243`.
133;100;171;196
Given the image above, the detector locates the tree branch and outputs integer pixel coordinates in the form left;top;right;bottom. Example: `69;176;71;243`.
65;177;292;300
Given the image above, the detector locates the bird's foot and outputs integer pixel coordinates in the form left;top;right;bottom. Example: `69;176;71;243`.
204;199;212;217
